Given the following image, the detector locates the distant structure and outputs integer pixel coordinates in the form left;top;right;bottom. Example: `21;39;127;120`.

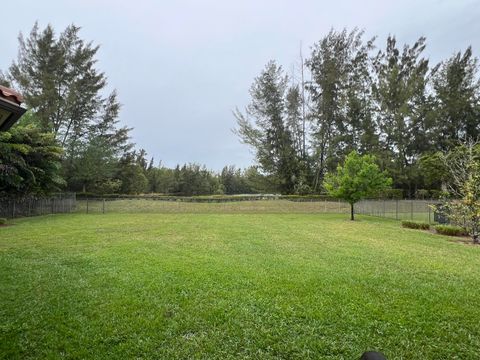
0;85;26;131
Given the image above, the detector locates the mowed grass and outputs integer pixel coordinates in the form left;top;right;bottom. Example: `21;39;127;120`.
1;212;479;359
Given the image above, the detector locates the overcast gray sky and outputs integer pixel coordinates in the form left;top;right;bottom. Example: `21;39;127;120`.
2;0;479;170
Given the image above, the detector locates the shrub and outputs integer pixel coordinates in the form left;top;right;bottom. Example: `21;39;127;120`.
375;188;404;199
0;218;7;225
429;190;450;200
415;189;430;199
402;220;430;230
435;225;468;237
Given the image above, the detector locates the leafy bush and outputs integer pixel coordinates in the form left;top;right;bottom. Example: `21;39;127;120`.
435;225;468;237
0;218;7;225
429;190;451;200
374;188;404;199
282;194;337;202
415;189;430;199
402;220;430;230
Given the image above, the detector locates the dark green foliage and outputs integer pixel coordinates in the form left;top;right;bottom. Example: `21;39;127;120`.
8;23;110;145
234;61;304;194
220;165;251;194
143;163;273;197
4;23;134;196
0;218;6;225
235;29;480;197
0;125;64;197
372;36;431;195
432;47;480;150
374;188;404;199
435;225;468;237
174;163;218;196
115;152;148;195
402;220;430;230
307;29;376;188
418;153;448;190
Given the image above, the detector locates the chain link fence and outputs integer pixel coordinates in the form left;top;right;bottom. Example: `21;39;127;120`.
355;199;439;223
0;193;76;219
74;198;351;214
0;195;443;223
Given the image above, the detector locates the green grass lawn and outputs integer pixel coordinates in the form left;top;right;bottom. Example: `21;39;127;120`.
1;212;479;359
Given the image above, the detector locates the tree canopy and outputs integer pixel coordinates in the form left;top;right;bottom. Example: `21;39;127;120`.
235;29;480;197
324;151;392;220
0;124;64;198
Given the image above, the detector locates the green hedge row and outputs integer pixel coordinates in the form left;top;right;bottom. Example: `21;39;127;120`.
434;225;468;237
75;193;339;202
401;220;430;230
401;221;468;237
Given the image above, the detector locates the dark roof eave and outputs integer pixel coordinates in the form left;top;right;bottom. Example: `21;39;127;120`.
0;97;27;131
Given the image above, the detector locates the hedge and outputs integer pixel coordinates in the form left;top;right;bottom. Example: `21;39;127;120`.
74;193;339;202
435;225;468;237
401;220;430;230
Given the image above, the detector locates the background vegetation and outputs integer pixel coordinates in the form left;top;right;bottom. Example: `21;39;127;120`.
1;25;479;198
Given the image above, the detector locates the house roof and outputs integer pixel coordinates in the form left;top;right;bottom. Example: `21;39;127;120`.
0;85;24;105
0;86;26;131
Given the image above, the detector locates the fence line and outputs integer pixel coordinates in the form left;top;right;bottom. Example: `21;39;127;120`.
74;198;351;214
0;195;444;222
355;199;440;223
0;193;76;219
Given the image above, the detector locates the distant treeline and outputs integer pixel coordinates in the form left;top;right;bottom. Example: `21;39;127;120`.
145;163;262;196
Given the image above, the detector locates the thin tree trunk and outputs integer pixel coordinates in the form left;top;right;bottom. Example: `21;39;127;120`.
300;43;306;159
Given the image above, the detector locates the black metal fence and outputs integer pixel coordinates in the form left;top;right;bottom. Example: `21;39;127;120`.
74;197;350;214
355;199;438;223
0;193;76;219
0;195;444;222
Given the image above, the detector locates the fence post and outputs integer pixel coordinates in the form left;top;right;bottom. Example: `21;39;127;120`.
396;200;399;220
102;198;105;214
428;205;431;224
12;200;15;218
383;200;386;218
411;200;414;220
86;198;89;214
